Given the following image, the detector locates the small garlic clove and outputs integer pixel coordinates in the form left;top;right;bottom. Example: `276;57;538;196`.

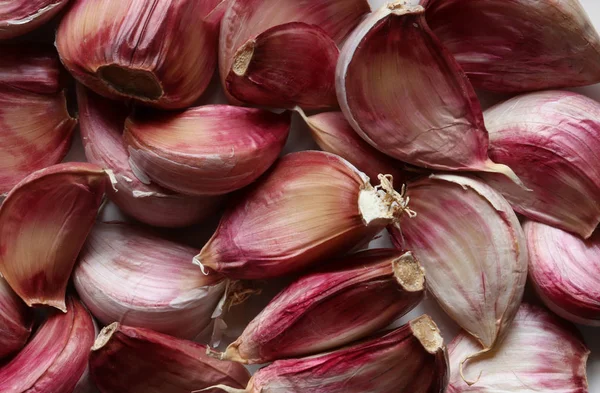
448;303;590;391
74;222;227;340
483;90;600;239
0;278;32;359
89;323;251;393
0;297;96;393
196;151;415;280
426;0;600;93
225;22;339;110
123;105;291;196
77;85;222;228
0;1;71;39
0;163;109;311
524;220;600;326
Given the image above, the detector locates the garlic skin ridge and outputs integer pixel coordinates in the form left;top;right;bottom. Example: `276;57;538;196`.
0;0;71;39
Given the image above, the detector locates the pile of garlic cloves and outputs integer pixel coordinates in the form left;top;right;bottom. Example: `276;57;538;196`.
1;0;600;392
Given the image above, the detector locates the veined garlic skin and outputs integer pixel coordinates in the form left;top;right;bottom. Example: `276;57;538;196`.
448;303;590;392
0;278;32;359
74;222;227;340
525;221;600;326
0;0;71;39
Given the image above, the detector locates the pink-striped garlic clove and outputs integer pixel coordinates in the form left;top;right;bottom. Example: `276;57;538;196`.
74;222;227;340
483;90;600;239
0;297;96;393
0;278;32;359
195;150;415;280
210;249;425;364
525;220;600;326
448;303;590;392
89;323;251;393
78;85;222;228
425;0;600;93
0;0;71;40
211;315;448;393
123;105;291;197
0;163;109;311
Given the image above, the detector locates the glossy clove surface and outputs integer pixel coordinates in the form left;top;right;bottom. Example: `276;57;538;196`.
0;0;71;39
0;278;32;359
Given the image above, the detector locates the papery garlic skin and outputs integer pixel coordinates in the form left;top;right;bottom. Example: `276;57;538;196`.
426;0;600;93
0;0;71;39
90;323;251;393
0;278;32;359
525;221;600;326
0;163;108;311
448;303;589;392
389;174;527;354
74;222;227;339
483;90;600;239
0;297;96;393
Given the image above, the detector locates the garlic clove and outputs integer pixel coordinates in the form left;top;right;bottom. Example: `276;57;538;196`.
225;22;339;110
426;0;600;93
0;297;96;393
389;174;527;372
78;85;222;228
0;1;71;39
57;0;221;109
525;220;600;326
448;303;589;391
483;90;600;239
0;278;32;359
89;323;251;393
0;163;109;311
123;105;291;196
74;222;227;340
195;150;415;280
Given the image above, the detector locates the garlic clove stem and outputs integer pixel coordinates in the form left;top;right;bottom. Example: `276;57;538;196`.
0;278;32;359
0;0;71;39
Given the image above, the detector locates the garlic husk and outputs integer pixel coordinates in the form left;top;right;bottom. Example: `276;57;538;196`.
389;174;527;364
482;90;600;239
525;220;600;326
195;150;414;280
89;322;251;393
448;303;589;392
211;315;448;393
0;163;109;311
0;0;71;39
225;22;339;110
336;3;519;184
425;0;600;93
123;105;291;196
0;297;96;393
74;221;227;339
0;45;77;194
0;278;32;359
78;85;222;228
56;0;221;109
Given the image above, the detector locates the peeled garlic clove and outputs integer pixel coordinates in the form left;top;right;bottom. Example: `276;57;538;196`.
389;175;527;363
90;323;251;393
57;0;221;109
0;163;109;311
225;22;338;110
483;91;600;239
449;303;589;391
426;0;600;93
0;278;32;359
196;150;415;279
0;297;96;393
0;1;71;39
123;105;291;196
78;85;222;228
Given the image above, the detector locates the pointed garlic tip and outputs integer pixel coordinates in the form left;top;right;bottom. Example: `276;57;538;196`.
0;0;71;39
393;252;425;292
480;159;526;190
207;345;247;364
410;315;444;355
201;385;247;393
359;175;415;226
232;40;255;77
92;322;120;351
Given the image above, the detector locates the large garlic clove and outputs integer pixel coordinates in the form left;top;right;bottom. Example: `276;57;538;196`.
389;174;527;371
225;22;339;110
524;221;600;326
337;3;519;183
0;1;71;40
448;303;589;391
74;222;227;340
196;150;415;280
0;45;77;194
123;105;291;196
90;323;251;393
56;0;221;109
425;0;600;93
0;297;96;393
78;85;222;228
0;163;109;311
0;278;32;359
483;90;600;239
